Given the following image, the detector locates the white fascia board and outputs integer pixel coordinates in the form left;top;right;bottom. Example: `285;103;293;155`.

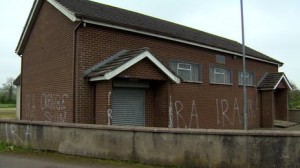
89;51;181;83
47;0;79;22
83;19;281;66
146;53;181;84
90;76;106;81
273;75;292;90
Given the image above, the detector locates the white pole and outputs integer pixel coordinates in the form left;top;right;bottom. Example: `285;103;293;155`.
240;0;248;130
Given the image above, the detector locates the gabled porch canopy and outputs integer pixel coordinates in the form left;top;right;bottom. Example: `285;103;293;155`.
257;72;292;90
84;48;181;84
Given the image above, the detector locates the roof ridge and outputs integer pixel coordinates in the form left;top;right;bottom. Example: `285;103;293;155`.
16;0;283;66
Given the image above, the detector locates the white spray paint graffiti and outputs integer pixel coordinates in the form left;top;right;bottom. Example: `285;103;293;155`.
40;93;68;122
169;97;199;129
175;101;187;128
234;98;242;124
107;91;112;125
189;100;199;128
107;109;112;125
248;99;258;119
25;125;32;142
168;96;173;128
216;97;258;127
5;123;32;144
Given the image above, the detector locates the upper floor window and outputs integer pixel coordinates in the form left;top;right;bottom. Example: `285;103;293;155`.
238;71;255;86
209;66;232;84
170;60;201;82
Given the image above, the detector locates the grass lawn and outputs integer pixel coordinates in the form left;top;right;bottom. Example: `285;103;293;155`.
0;104;16;108
0;107;16;119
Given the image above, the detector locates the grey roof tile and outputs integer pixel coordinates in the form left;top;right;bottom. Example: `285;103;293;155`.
258;72;285;89
85;48;149;78
55;0;282;65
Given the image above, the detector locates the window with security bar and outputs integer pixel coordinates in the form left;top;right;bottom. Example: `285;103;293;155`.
170;60;201;82
238;71;255;86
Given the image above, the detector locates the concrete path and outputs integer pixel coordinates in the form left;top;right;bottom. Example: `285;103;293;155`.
0;153;115;168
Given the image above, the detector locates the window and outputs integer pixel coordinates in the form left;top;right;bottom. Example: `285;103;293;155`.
238;71;254;86
209;66;232;84
216;55;225;64
170;60;201;82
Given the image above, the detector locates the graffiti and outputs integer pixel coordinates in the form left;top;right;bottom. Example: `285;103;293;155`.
5;124;32;144
169;97;199;129
216;99;233;127
107;91;112;125
25;125;32;142
107;109;112;125
248;99;258;118
234;98;242;124
25;94;35;120
189;100;199;128
216;97;258;127
168;96;174;128
41;93;68;122
175;101;186;128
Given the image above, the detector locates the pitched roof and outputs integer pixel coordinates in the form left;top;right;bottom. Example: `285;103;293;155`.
16;0;282;66
257;72;292;90
85;48;180;83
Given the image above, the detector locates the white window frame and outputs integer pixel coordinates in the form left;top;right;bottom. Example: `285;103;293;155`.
209;66;232;85
170;60;201;83
214;68;225;83
177;63;192;71
238;71;255;86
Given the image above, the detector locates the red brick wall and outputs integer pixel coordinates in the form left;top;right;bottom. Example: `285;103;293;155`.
21;1;75;122
95;80;112;125
75;25;278;129
275;89;288;121
260;90;274;127
21;3;280;129
117;58;168;81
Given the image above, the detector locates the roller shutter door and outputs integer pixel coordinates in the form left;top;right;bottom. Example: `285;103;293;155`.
112;88;145;126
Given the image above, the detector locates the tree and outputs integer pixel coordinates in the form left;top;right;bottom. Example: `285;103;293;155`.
288;82;300;109
0;77;16;104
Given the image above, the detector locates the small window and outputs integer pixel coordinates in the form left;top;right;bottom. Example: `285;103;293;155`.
216;55;225;64
209;66;232;84
170;60;201;82
238;71;255;86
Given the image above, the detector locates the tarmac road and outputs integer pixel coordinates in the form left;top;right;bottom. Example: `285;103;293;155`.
0;153;115;168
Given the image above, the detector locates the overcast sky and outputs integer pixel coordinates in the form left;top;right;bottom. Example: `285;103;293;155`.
1;0;299;87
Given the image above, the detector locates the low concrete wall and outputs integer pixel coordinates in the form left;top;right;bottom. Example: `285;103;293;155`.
0;120;299;168
289;110;300;123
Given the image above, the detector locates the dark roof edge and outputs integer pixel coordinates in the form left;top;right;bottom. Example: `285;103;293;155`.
84;19;283;66
16;0;283;67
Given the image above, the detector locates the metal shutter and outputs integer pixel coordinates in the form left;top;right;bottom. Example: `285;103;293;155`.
112;88;145;126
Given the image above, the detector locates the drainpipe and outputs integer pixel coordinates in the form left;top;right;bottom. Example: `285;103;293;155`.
73;21;82;123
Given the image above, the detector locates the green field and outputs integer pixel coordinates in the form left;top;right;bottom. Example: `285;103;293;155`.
0;107;16;119
0;104;16;108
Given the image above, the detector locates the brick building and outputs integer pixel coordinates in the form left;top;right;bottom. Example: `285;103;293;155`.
16;0;291;129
